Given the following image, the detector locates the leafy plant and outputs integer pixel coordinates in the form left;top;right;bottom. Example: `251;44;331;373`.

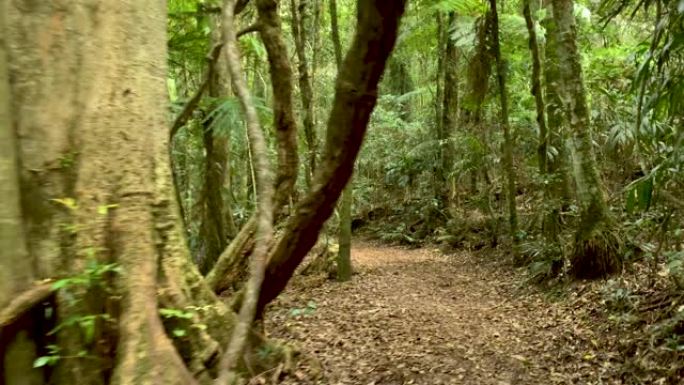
289;301;318;317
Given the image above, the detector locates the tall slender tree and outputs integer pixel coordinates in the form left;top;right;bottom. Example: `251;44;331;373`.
551;0;621;278
330;0;353;282
541;0;571;267
489;0;520;248
440;11;459;202
291;0;318;185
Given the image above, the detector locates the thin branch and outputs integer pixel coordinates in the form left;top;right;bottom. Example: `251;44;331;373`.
215;0;274;382
237;23;261;38
169;43;223;141
169;26;257;141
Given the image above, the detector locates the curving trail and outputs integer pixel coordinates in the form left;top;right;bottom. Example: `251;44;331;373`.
264;242;614;385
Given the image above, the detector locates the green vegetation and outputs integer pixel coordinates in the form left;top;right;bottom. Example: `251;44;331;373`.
1;0;683;383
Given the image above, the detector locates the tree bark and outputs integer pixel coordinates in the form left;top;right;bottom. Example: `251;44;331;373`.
551;0;621;278
0;3;43;381
3;1;273;383
256;0;407;316
462;14;492;194
290;0;317;186
523;0;548;175
206;0;300;295
329;0;352;282
540;0;570;264
216;0;275;381
489;0;520;248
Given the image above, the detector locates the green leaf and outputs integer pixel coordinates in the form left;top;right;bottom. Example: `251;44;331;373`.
52;278;73;291
33;356;53;368
626;188;636;213
290;308;303;317
160;308;194;319
50;198;78;211
172;329;187;337
80;317;96;344
97;204;119;215
637;178;654;211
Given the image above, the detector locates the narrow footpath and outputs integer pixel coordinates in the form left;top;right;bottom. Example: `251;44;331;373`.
265;242;617;385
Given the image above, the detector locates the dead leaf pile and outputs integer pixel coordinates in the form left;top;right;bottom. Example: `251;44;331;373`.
256;242;655;384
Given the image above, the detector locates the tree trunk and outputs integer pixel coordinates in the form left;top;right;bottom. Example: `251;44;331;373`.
440;12;459;202
256;0;407;316
329;0;352;283
3;2;271;383
206;0;300;295
198;124;229;274
489;0;520;248
290;0;317;186
541;0;570;266
0;4;43;381
523;0;548;175
551;0;621;278
388;58;414;121
337;184;353;282
215;0;275;380
434;13;446;198
462;14;492;194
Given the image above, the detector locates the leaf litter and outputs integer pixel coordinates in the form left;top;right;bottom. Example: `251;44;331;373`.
258;242;663;384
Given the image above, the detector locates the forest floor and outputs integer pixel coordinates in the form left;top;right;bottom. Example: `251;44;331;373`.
262;241;626;385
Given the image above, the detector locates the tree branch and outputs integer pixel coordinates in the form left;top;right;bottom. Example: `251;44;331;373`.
237;23;261;38
205;0;299;295
169;43;224;141
215;0;274;382
256;0;407;316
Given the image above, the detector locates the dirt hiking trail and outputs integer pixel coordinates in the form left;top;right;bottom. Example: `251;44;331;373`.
265;242;615;385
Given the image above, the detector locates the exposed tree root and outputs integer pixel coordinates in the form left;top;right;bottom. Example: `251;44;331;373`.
570;223;622;279
0;282;54;330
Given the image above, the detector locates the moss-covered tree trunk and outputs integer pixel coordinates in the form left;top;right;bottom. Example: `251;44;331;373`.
523;0;548;176
196;15;239;275
434;13;446;199
330;0;352;282
215;0;275;379
540;0;571;267
290;0;317;186
551;0;621;278
388;58;414;122
2;2;260;383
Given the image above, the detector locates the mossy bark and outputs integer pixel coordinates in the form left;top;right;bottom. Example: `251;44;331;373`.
461;13;492;194
290;0;317;185
540;0;571;266
3;2;269;383
0;3;43;381
551;0;621;278
337;184;353;282
329;0;352;283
